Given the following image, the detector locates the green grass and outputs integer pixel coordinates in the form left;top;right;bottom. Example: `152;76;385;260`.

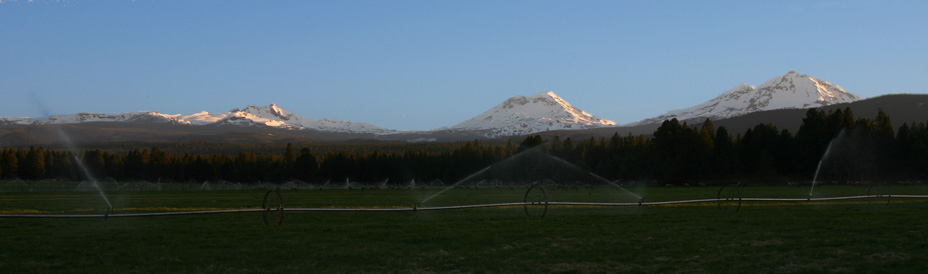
2;185;928;273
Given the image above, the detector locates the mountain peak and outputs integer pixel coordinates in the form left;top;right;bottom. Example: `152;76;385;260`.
530;91;558;98
451;91;615;137
733;82;755;90
268;103;284;115
756;71;860;106
629;71;861;126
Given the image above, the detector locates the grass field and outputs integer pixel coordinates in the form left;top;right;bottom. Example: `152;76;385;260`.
2;183;927;273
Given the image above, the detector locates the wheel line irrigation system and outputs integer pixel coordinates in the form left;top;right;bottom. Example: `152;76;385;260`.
3;185;928;224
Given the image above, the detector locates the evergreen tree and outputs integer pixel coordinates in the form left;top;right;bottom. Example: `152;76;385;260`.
518;135;545;152
22;146;46;180
1;149;19;179
82;150;106;178
652;119;703;182
796;109;829;175
712;127;735;176
294;148;318;181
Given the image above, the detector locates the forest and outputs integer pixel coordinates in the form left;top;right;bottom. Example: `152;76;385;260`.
1;108;926;185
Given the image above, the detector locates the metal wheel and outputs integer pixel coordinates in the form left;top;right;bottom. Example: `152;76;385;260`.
867;183;891;206
717;184;742;211
262;187;284;225
523;184;548;218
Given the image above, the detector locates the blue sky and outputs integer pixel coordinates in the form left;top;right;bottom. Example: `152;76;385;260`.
1;0;926;130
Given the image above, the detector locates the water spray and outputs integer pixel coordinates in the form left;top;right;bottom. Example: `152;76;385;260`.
30;92;113;211
66;145;113;210
810;130;846;197
586;172;643;201
418;166;492;205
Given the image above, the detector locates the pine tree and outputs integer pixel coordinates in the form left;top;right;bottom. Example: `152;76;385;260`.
518;135;545;152
712;127;734;176
23;146;46;180
0;149;14;179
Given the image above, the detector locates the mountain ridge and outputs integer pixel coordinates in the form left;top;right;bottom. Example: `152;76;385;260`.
0;91;619;139
2;94;925;146
0;71;891;141
0;103;396;135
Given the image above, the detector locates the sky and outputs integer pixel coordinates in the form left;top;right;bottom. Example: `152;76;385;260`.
1;0;926;131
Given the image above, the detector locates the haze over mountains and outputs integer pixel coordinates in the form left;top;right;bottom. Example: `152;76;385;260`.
2;71;923;144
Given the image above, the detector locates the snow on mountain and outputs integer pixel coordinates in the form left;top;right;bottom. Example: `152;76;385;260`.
630;71;862;125
160;111;227;125
0;104;394;135
449;91;616;138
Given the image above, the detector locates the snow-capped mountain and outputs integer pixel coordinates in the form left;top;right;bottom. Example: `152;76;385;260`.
0;104;394;135
449;91;616;138
215;104;392;134
630;71;862;125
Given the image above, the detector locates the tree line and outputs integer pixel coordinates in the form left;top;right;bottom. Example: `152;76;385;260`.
1;108;926;184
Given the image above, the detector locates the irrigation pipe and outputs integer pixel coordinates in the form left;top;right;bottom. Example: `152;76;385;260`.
1;208;267;218
3;194;928;219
